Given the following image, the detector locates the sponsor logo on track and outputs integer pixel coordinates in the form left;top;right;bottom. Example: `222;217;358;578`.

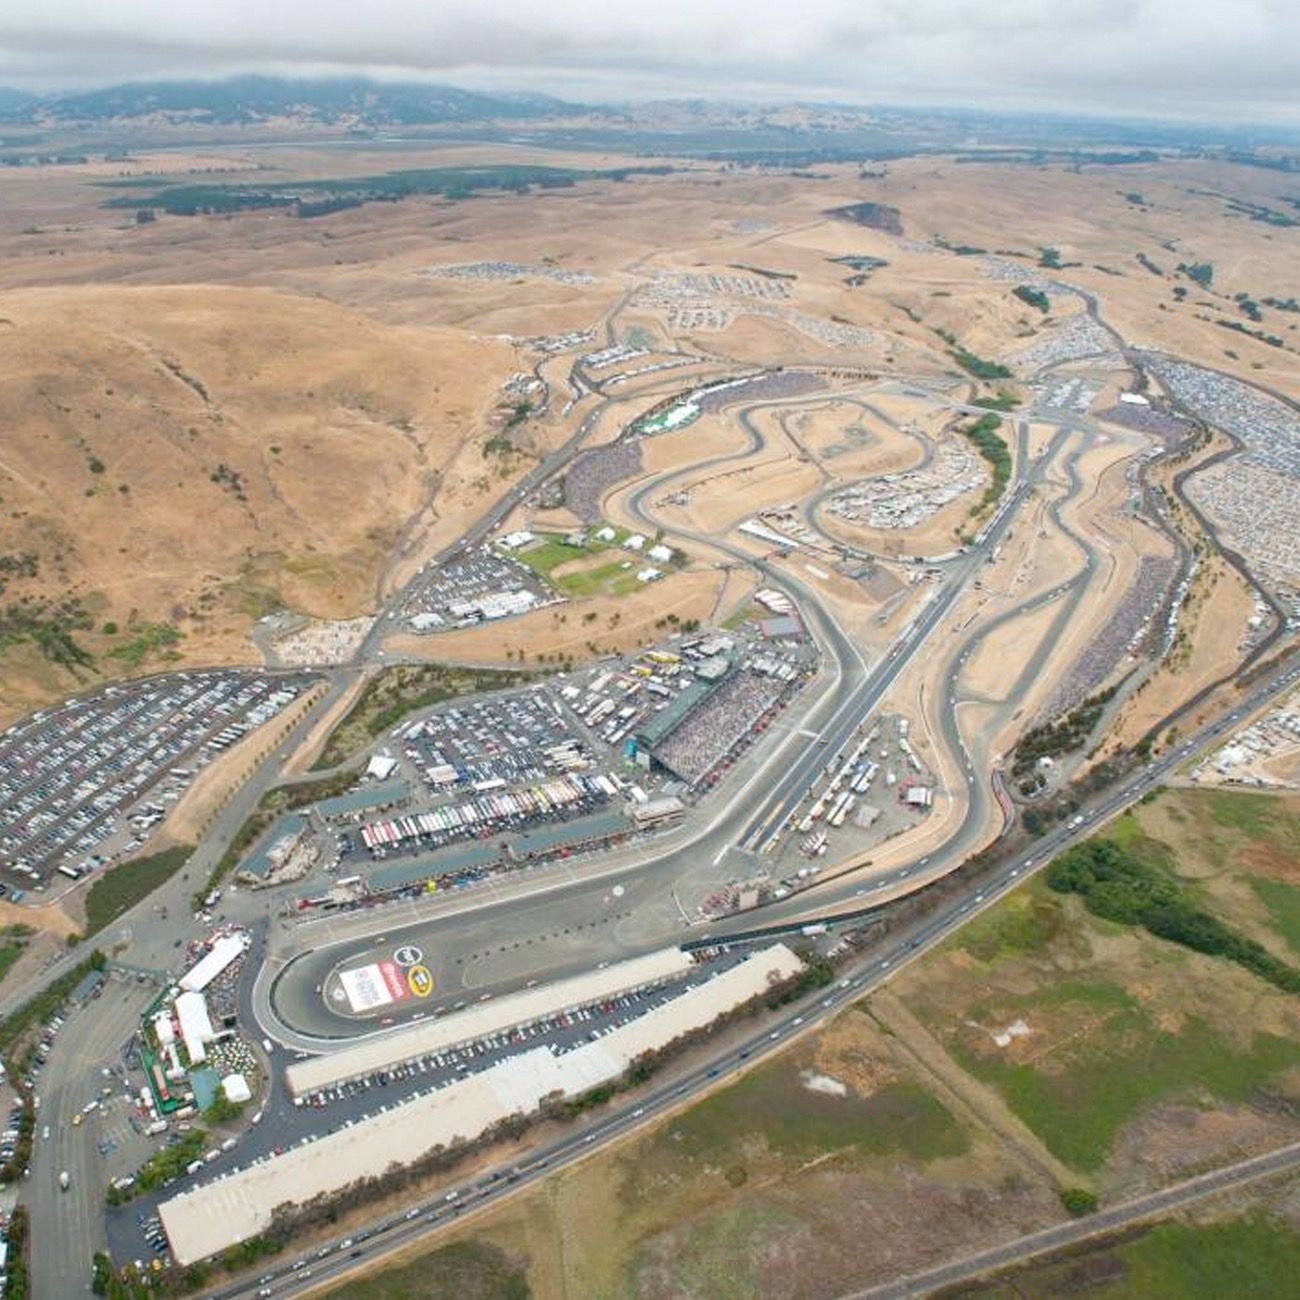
407;964;434;998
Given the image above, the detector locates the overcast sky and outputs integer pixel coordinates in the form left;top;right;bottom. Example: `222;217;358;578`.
1;0;1297;124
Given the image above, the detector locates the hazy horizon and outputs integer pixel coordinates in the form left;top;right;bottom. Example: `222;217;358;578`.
1;0;1297;127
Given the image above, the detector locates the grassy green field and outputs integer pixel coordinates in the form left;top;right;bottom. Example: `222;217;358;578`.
965;1213;1300;1299
83;845;192;937
948;978;1300;1171
667;1056;968;1167
510;531;659;600
955;884;1066;963
337;1240;528;1300
1248;875;1300;957
0;924;33;987
1199;789;1300;849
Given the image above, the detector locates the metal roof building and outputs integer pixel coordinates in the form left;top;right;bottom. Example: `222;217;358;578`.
367;840;502;894
289;947;696;1097
635;678;716;751
175;991;215;1065
159;944;802;1265
312;778;409;819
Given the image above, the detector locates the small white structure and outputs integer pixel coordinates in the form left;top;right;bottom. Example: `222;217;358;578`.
1119;392;1150;406
366;755;399;781
648;544;674;564
498;530;536;551
175;991;215;1066
623;533;646;551
152;1012;176;1048
636;567;662;583
221;1073;253;1105
754;588;793;614
595;526;617;542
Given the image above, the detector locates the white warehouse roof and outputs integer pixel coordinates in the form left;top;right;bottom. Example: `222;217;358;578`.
287;947;694;1098
159;944;802;1266
179;933;247;994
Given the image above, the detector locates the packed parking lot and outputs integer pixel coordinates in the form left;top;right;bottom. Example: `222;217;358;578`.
398;544;558;633
0;671;315;891
296;955;741;1112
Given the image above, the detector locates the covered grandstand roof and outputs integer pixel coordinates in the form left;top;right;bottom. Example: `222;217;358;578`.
508;807;629;857
159;944;802;1265
635;678;717;750
367;839;501;893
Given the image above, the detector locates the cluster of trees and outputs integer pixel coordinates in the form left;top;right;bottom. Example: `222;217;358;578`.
1178;260;1214;288
949;346;1012;382
1013;285;1051;313
108;1129;207;1203
3;1206;29;1299
1047;839;1300;994
958;413;1012;514
0;595;95;671
1011;686;1117;785
1216;319;1286;349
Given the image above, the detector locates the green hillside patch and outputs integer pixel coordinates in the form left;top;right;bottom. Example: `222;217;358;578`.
969;1212;1300;1299
335;1240;529;1300
957;888;1065;963
665;1055;968;1167
84;845;193;937
1200;788;1300;852
948;980;1300;1172
0;925;33;987
1248;876;1300;957
1046;833;1300;994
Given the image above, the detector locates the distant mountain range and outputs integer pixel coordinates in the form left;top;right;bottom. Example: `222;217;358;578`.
0;75;587;126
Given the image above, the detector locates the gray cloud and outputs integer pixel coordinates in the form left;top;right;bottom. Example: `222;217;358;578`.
0;0;1296;123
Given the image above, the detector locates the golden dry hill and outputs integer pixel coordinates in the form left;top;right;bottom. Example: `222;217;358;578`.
0;283;513;722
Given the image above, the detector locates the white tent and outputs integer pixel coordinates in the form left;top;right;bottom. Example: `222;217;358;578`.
221;1073;253;1105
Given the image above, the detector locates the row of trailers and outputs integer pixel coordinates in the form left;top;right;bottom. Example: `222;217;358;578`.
358;773;619;855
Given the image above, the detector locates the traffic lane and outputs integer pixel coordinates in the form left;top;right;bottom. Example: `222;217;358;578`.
30;985;146;1298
